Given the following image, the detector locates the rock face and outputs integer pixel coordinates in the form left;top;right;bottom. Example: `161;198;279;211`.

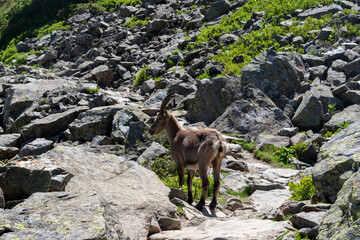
241;50;304;108
210;84;292;138
323;104;360;130
313;120;360;203
186;76;242;125
41;146;176;239
317;171;360;240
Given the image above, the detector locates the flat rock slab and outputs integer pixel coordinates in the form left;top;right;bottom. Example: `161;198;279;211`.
251;189;291;212
150;218;293;240
0;192;115;240
290;211;326;229
42;145;176;240
262;168;299;184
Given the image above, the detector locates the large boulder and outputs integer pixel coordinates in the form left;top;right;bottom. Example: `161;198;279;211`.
18;138;54;157
0;134;21;147
0;191;127;239
210;84;292;139
42;146;176;239
0;166;51;201
111;105;150;145
292;85;335;130
186;76;242;125
69;105;123;141
298;4;343;20
313;120;360;203
3;79;77;133
205;0;231;21
317;171;360;240
20;106;89;141
241;50;305;108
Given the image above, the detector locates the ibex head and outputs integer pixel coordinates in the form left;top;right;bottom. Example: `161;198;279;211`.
148;92;175;135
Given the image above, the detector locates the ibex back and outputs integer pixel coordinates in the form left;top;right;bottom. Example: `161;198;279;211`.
149;92;227;210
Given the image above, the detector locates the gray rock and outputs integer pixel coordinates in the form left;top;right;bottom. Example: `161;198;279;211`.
298;4;343;20
69;105;123;142
186;76;242;125
75;34;94;47
290;212;326;229
340;0;354;8
292;85;335;130
323;46;345;61
308;65;327;80
290;132;308;145
210;84;292;138
313;120;360;203
345;58;360;77
90;135;113;147
38;51;57;66
206;0;231;21
331;59;347;70
344;49;360;62
147;19;168;33
137;142;168;164
317;171;360;240
111;105;150;144
218;34;239;45
0;187;4;208
42;146;176;239
318;27;333;40
0;191;128;239
91;65;114;86
0;166;51;201
324;104;360;131
279;200;306;215
0;134;21;147
16;41;30;52
18;138;54;157
302;55;325;67
169;188;188;202
68;11;92;23
225;197;243;211
0;147;19;159
158;217;181;231
255;134;290;148
326;68;346;86
226;160;249;172
293;36;304;45
278;127;299;137
21;106;89;141
341;90;360;103
241;51;304;108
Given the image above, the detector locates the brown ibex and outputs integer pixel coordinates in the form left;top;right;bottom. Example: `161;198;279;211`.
149;92;227;210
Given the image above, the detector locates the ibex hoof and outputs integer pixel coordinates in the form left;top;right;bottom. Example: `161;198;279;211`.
187;199;193;205
209;201;217;209
195;204;204;211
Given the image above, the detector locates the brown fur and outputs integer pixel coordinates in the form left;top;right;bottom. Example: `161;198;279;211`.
149;99;227;210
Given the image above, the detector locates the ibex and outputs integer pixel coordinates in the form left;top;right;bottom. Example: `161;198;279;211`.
149;92;227;210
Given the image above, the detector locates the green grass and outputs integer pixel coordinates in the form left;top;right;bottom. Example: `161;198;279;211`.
226;185;254;200
84;88;99;94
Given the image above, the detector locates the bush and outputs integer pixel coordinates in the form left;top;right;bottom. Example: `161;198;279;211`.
290;142;309;160
124;16;148;27
276;146;292;165
288;175;317;201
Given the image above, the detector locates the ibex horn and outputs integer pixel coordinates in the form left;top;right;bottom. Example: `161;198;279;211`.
160;92;176;113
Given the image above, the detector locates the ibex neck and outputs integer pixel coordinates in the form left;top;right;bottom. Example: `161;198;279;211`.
166;114;183;145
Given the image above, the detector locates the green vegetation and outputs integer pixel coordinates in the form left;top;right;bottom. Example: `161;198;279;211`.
276;146;292;165
166;59;175;67
328;104;336;116
124;16;149;27
228;136;256;152
134;67;147;86
288;175;317;201
177;205;186;215
323;121;351;138
197;71;210;80
290;142;309;161
226;185;254;200
254;144;296;169
85;88;99;94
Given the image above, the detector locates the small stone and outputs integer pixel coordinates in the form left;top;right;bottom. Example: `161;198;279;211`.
157;217;181;231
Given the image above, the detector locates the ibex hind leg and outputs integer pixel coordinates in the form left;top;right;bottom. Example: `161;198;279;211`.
187;170;195;205
195;168;209;211
210;157;222;209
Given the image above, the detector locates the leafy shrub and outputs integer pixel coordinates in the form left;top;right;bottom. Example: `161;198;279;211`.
134;67;147;86
322;121;351;138
85;88;99;94
276;146;292;165
328;104;336;116
288;175;317;201
290;142;309;160
197;71;210;80
166;59;174;67
142;153;177;179
124;16;148;27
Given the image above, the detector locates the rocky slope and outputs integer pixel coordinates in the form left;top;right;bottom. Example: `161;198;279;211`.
1;0;360;239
